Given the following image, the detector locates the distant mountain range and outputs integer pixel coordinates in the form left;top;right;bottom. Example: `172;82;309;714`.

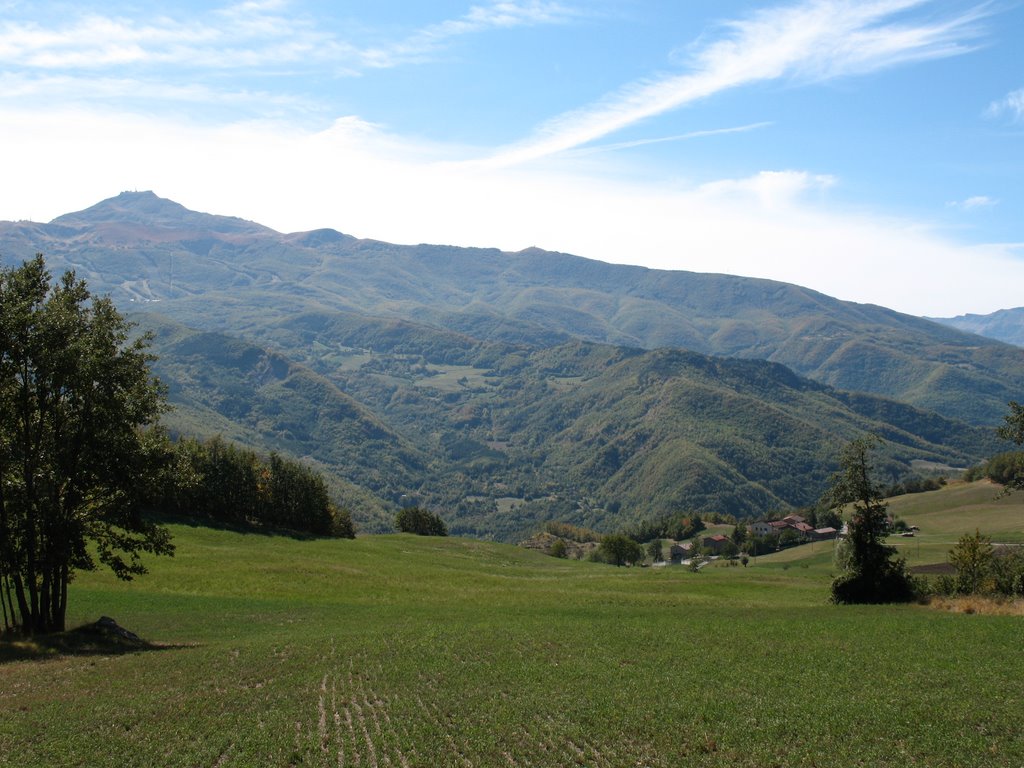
0;192;1018;538
931;308;1024;348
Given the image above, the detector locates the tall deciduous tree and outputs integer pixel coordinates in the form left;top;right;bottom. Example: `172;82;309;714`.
0;255;173;635
823;436;914;604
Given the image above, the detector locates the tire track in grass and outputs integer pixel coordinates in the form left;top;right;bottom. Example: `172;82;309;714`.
329;677;348;768
319;673;330;759
537;714;612;768
365;655;415;768
348;663;379;768
374;693;413;768
350;661;411;768
336;675;362;768
415;694;474;767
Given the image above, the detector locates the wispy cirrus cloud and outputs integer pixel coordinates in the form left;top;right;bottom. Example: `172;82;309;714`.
0;71;313;113
0;2;339;71
359;1;578;69
563;121;773;157
482;0;988;167
0;1;575;73
986;87;1024;122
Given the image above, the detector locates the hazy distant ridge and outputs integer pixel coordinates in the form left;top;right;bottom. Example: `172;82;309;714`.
930;308;1024;348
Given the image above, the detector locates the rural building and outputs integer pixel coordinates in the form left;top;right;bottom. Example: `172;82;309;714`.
792;522;815;537
809;527;838;541
669;541;695;561
702;534;732;554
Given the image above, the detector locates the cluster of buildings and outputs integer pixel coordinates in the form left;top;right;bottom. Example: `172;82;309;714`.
667;513;839;560
748;513;839;543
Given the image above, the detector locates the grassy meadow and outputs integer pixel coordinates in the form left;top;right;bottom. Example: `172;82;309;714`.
2;482;1023;767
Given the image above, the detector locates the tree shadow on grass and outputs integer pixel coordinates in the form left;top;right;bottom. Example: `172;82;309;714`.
0;617;194;664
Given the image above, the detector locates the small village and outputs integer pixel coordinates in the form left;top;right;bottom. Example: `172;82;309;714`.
667;513;841;564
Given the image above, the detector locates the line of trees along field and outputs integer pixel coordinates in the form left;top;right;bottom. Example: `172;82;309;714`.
155;435;355;538
0;256;352;637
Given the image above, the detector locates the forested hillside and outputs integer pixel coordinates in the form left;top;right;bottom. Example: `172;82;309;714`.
140;312;999;540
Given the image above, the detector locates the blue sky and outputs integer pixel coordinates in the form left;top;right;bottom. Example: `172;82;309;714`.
1;0;1022;315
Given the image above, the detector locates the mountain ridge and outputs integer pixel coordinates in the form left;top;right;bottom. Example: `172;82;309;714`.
2;191;1019;426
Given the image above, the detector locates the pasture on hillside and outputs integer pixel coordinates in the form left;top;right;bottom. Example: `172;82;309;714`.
2;482;1023;767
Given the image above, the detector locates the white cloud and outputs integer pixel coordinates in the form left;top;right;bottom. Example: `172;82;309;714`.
2;106;1021;318
697;170;837;210
948;195;997;210
986;88;1024;122
482;0;987;167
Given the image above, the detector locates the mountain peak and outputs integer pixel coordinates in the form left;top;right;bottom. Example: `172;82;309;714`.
49;191;275;239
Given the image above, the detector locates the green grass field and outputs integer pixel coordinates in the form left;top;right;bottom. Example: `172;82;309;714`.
2;482;1023;767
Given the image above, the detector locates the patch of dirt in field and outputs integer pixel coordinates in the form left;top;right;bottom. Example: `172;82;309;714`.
925;596;1024;616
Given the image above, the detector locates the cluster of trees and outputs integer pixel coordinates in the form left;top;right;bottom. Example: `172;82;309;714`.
395;507;448;536
883;475;946;498
931;531;1024;597
156;436;355;538
964;451;1024;486
0;257;354;636
612;513;705;546
543;520;601;542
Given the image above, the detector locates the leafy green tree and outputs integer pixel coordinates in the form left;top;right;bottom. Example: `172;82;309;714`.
646;538;663;563
0;256;173;635
948;529;994;595
332;508;356;539
549;538;568;559
395;507;448;536
823;436;914;604
996;401;1024;492
599;534;643;567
